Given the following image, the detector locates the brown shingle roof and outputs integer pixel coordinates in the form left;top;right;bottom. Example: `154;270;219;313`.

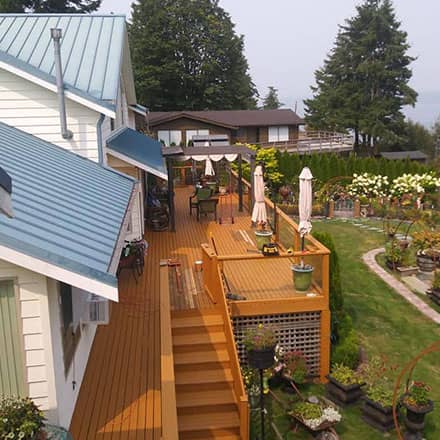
147;109;304;128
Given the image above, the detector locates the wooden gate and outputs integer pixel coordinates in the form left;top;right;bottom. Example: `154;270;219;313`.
0;280;26;397
334;198;354;218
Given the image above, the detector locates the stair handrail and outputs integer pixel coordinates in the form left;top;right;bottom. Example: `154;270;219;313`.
201;244;249;439
159;261;179;440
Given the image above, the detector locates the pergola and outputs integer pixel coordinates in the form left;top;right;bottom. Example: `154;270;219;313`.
162;146;257;231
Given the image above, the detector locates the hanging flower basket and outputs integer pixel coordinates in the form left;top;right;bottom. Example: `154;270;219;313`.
247;346;276;370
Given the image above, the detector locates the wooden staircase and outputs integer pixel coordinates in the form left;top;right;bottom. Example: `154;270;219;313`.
172;308;242;439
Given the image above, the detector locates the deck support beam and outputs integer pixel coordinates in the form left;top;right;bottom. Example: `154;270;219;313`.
238;154;243;212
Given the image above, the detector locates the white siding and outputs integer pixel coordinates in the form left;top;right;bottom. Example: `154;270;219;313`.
47;280;97;429
0;259;57;420
0;69;101;161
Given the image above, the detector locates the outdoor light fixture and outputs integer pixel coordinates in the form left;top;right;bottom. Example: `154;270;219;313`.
0;166;13;218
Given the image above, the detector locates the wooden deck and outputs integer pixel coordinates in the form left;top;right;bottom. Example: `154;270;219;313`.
70;186;328;438
69;187;257;439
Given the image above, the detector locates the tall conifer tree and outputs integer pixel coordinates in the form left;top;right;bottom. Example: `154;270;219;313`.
304;0;417;151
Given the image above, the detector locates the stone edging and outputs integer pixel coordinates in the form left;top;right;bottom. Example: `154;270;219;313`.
362;248;440;324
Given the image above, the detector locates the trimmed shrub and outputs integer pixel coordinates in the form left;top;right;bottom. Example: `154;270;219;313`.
331;328;360;369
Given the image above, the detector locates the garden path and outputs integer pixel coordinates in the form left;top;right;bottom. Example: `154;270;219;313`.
363;248;440;324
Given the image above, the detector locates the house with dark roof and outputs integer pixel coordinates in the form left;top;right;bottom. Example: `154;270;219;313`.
380;150;429;163
0;122;135;428
140;109;305;146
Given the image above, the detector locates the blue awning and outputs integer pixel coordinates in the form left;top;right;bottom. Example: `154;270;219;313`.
106;127;167;180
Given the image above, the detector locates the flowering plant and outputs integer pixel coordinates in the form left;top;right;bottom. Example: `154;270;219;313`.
289;401;341;430
404;381;431;408
282;351;309;384
412;231;440;257
330;363;364;386
348;173;390;199
243;324;276;351
390;172;440;198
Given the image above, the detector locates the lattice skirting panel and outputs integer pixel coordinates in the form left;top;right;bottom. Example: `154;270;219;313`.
232;312;321;376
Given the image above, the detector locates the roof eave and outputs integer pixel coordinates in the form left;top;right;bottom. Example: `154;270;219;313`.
150;112;239;130
0;242;119;301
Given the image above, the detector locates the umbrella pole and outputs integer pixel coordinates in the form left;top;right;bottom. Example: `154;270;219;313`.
300;235;305;267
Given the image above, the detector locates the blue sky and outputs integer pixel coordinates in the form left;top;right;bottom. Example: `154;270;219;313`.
100;0;440;127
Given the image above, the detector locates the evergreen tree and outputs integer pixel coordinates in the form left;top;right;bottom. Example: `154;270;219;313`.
0;0;100;12
262;86;283;109
304;0;417;151
129;0;258;110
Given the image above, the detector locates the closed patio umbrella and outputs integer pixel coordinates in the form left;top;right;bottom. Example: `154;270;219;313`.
205;157;215;176
251;165;267;226
298;167;313;251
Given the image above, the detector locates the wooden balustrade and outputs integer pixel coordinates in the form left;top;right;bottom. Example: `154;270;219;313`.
159;262;179;440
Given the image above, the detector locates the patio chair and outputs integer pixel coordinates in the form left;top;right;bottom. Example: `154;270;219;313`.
197;197;218;221
189;187;212;216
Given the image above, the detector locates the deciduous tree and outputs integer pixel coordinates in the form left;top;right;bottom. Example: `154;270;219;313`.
129;0;257;110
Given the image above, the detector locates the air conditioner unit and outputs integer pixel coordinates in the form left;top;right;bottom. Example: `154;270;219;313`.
84;294;110;325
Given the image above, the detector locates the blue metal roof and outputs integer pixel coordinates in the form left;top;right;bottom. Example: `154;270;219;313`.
0;122;135;290
0;14;126;105
107;127;168;181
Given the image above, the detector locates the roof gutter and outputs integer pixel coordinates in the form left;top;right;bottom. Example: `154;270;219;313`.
50;28;73;140
96;113;105;164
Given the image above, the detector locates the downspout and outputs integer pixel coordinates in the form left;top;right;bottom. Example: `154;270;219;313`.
96;113;105;164
50;28;73;140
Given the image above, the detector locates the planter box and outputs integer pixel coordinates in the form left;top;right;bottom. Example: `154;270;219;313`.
428;288;440;306
326;375;364;406
361;398;395;432
403;399;433;433
396;266;419;276
386;260;401;271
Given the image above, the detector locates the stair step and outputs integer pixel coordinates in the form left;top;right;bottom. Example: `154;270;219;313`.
173;331;226;347
172;314;224;329
180;432;240;440
178;411;240;432
175;368;233;386
177;388;236;408
174;349;230;366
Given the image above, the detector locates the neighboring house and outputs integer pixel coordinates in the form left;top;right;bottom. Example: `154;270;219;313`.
0;14;167;242
141;109;305;146
380;150;429;163
0;122;135;428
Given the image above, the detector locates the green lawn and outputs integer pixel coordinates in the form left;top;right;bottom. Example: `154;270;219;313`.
266;218;440;439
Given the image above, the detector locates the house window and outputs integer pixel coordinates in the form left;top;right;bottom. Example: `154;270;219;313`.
268;126;289;142
59;282;80;375
157;130;182;147
186;129;209;146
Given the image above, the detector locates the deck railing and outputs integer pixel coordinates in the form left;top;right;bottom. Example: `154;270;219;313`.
159;261;179;440
201;244;249;440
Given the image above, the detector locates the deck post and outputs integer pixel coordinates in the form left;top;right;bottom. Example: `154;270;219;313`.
250;155;256;210
238;154;243;212
167;158;175;232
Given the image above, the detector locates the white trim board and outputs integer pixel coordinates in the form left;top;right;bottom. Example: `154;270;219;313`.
0;62;116;119
0;244;118;302
107;148;168;181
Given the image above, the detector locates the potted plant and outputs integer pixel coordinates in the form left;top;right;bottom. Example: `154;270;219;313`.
402;381;433;435
255;223;273;251
0;396;46;439
218;171;229;195
358;356;400;432
289;399;342;433
412;230;440;272
427;270;440;305
243;323;277;370
326;363;365;406
291;263;314;292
